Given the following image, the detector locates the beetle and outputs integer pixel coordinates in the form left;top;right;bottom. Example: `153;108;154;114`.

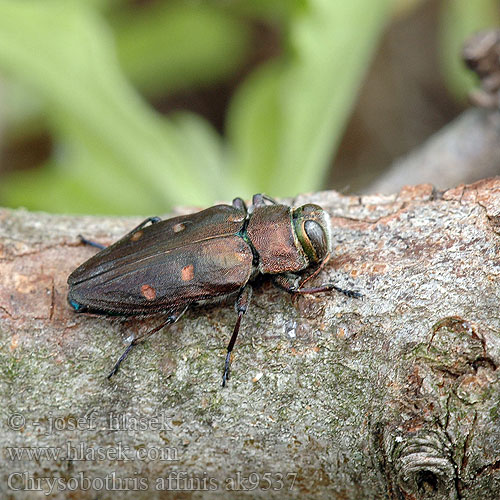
67;194;361;386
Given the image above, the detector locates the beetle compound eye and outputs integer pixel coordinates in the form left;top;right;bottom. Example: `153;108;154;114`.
304;220;328;260
293;204;331;263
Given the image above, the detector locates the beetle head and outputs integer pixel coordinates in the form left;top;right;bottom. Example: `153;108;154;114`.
292;204;331;264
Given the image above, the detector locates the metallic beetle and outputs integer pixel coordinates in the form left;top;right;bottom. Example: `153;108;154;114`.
67;194;361;386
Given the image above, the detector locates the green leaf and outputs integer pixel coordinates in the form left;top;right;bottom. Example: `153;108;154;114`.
227;0;391;198
1;163;122;215
170;111;244;198
0;0;227;213
112;2;251;96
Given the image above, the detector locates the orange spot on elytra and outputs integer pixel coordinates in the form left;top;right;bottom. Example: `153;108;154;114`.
173;223;185;233
131;230;143;241
181;264;194;281
141;284;156;300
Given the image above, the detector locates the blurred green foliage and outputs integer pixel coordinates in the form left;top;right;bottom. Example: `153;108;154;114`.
0;0;498;215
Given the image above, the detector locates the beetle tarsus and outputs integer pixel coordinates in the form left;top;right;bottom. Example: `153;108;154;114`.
273;274;362;299
329;285;363;299
222;352;232;387
78;235;106;250
221;286;252;387
295;283;363;299
107;341;135;379
221;313;243;388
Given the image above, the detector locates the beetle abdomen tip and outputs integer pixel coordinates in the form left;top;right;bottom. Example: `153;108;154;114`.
69;298;84;312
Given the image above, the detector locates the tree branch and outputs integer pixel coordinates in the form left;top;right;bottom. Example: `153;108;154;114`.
366;109;500;195
1;180;499;498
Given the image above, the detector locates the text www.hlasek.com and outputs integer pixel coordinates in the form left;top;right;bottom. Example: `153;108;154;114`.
6;442;178;462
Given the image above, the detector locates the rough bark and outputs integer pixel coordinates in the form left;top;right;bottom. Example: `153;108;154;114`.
0;179;499;499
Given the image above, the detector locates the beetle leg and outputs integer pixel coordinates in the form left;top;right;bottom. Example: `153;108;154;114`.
252;193;278;207
232;197;248;214
107;305;189;379
298;253;331;289
78;217;161;250
272;273;301;292
222;285;253;387
273;273;362;299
